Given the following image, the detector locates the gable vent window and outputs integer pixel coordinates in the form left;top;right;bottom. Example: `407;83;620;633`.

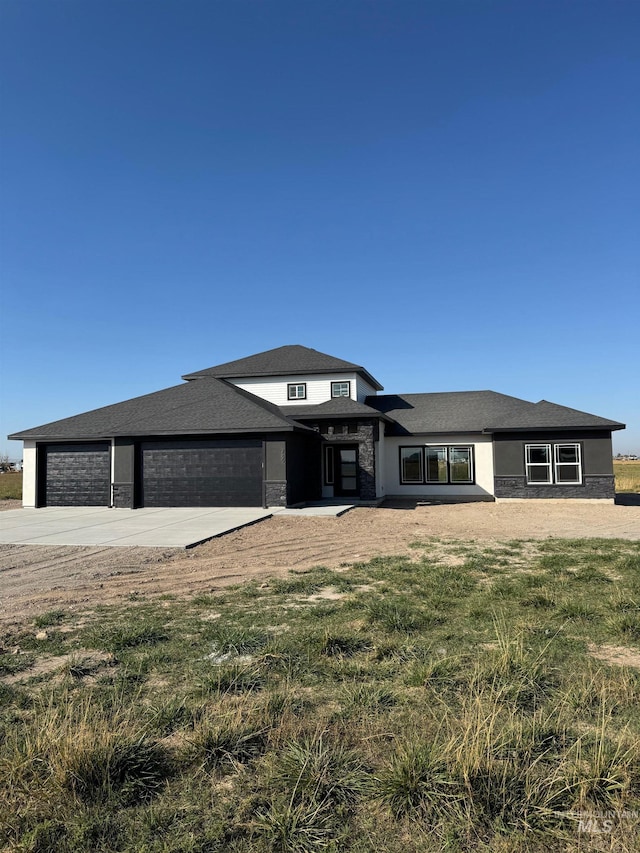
331;381;351;398
287;383;307;400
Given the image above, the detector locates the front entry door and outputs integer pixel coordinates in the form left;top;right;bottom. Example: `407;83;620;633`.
334;445;359;497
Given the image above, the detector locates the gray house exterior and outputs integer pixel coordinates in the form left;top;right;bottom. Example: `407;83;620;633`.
9;345;624;508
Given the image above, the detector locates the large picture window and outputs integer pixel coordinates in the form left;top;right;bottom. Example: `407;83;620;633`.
400;446;474;485
525;443;582;485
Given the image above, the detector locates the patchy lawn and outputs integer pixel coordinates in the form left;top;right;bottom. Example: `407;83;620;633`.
2;537;640;851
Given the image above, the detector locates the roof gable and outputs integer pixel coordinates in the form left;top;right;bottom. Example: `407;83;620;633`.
182;345;384;390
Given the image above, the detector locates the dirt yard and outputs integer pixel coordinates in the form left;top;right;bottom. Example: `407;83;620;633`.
1;500;639;627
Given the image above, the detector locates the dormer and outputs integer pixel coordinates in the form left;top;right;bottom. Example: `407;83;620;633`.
182;345;383;407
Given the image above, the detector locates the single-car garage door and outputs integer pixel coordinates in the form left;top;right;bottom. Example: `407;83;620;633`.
141;440;263;507
40;443;111;507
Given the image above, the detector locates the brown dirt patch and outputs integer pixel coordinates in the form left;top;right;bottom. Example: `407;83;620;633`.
588;643;640;670
0;501;638;628
0;500;22;512
2;650;115;684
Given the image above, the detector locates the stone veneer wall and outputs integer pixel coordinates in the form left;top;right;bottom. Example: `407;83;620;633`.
112;483;134;508
319;420;377;500
494;475;615;499
265;481;287;506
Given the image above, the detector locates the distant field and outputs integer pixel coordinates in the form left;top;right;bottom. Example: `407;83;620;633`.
615;460;640;493
0;472;21;501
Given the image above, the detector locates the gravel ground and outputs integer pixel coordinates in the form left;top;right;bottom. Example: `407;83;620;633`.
1;499;639;627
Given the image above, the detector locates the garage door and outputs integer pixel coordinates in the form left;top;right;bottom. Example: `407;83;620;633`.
141;440;263;507
41;443;111;507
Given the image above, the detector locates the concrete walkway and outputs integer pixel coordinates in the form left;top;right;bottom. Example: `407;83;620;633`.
0;504;353;548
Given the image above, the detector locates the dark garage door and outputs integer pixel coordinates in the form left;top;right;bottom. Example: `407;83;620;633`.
141;440;263;507
41;443;111;507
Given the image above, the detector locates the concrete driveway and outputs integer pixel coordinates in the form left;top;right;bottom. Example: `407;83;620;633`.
0;506;276;548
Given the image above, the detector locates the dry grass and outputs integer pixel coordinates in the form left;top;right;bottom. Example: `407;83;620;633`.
0;471;21;501
615;460;640;494
1;538;640;851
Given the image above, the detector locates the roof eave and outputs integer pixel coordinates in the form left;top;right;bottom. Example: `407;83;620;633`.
484;423;626;433
291;410;394;425
8;424;316;441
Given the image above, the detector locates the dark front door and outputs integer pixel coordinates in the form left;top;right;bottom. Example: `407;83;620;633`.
333;445;359;497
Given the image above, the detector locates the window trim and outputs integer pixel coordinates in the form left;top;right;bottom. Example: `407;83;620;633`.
424;445;448;483
287;382;307;400
554;443;582;484
400;447;424;484
525;443;583;485
525;444;552;484
399;445;475;486
331;380;351;399
448;445;474;484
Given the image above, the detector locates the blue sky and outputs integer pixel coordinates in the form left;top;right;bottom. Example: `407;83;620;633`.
1;0;638;456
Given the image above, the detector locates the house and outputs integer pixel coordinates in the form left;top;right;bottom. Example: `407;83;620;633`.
9;345;624;508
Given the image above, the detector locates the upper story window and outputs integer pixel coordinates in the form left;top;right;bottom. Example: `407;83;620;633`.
525;444;582;485
331;381;351;398
287;383;307;400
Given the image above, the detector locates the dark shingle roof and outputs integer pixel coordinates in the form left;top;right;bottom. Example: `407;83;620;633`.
485;400;625;432
367;392;625;435
367;391;530;434
182;345;384;390
9;379;311;440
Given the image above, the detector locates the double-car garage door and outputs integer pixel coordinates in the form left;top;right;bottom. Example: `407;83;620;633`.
141;440;263;507
39;440;264;507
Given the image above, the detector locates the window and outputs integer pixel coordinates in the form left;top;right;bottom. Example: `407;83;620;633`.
525;444;582;485
401;447;423;483
525;445;552;483
425;447;447;483
400;446;474;485
555;444;581;484
287;383;306;400
449;447;473;483
324;446;334;485
331;381;351;398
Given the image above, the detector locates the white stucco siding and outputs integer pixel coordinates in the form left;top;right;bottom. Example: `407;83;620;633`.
231;373;359;406
383;434;494;498
22;441;36;507
375;435;386;497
